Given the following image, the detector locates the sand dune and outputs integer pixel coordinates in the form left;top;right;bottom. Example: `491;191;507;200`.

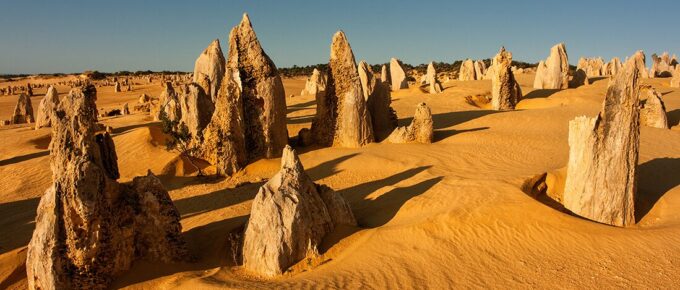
1;72;679;289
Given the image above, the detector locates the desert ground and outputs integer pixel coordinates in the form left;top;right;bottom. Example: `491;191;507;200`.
0;69;679;289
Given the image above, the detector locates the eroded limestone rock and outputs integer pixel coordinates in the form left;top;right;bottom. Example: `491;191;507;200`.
390;57;408;90
34;86;59;129
563;53;642;227
386;102;433;144
639;86;669;129
242;146;356;277
533;43;569;89
193;39;226;101
491;47;522;110
26;85;187;290
310;31;374;147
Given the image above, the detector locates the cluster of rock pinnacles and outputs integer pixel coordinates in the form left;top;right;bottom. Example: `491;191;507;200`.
24;12;675;289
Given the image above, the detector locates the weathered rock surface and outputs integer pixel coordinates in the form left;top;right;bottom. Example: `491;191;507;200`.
426;62;443;93
387;102;433;144
301;68;326;97
227;13;288;160
562;53;642;227
671;65;680;87
533;43;569;89
604;57;623;76
26;85;187;290
156;82;181;122
179;83;215;139
114;82;121;92
459;59;476;81
34;86;59;129
577;57;605;77
630;51;648;78
474;60;486;80
193;39;226;102
199;67;246;176
650;52;673;78
380;64;390;83
491;47;522;110
389;57;408;90
358;60;376;100
242;146;356;277
11;93;34;124
639;86;669;129
311;31;374;147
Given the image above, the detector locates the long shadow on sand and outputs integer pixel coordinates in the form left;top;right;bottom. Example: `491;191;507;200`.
337;166;441;228
398;110;503;129
636;157;680;222
286;99;316;114
0;197;40;255
111;214;249;289
172;153;360;219
521;158;680;224
113;153;362;287
522;89;560;100
666;109;680;127
0;151;49;167
434;127;489;142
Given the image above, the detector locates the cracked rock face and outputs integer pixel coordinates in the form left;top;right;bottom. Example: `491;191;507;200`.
26;85;188;290
533;43;569;89
193;39;226;102
562;53;642;227
242;146;356;277
198;13;289;176
311;31;374;148
491;47;522;110
227;13;288;161
639;86;669;129
12;93;34;124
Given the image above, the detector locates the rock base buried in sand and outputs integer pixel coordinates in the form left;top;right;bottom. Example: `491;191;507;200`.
242;146;356;277
387;102;433;144
562;53;642;227
26;85;188;290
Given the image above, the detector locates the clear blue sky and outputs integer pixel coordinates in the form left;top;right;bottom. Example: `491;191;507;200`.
1;0;678;74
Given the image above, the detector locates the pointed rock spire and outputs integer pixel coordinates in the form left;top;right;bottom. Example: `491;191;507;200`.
491;47;522;110
34;86;59;129
311;31;374;147
193;39;226;102
242;145;356;277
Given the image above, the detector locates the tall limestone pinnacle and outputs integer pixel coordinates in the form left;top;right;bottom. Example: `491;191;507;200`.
26;85;187;290
198;13;288;176
228;13;288;160
533;43;569;89
193;38;226;102
311;31;374;147
491;47;522;110
563;52;643;227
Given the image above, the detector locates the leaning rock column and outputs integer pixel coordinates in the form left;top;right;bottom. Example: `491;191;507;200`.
389;58;408;90
563;53;642;227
